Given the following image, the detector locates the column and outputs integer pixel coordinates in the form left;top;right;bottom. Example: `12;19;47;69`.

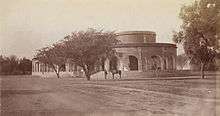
173;56;176;70
65;63;69;72
37;63;39;72
38;62;40;72
166;58;169;70
32;61;35;72
137;47;142;71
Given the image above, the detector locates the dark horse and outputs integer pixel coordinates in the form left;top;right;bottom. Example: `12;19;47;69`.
104;69;122;79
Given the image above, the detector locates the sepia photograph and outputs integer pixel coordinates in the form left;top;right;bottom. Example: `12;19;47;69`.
0;0;220;116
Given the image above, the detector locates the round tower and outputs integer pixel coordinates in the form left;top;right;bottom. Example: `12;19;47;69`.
116;31;156;43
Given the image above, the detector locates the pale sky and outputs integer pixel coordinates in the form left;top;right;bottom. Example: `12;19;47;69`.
0;0;193;58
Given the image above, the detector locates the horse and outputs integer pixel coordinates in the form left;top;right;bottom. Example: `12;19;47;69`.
110;69;122;79
104;69;122;79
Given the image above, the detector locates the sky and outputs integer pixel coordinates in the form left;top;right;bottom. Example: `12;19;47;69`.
0;0;193;59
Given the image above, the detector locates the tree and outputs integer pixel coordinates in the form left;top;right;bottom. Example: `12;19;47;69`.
62;28;118;80
0;55;19;75
173;0;220;78
0;55;4;74
5;55;19;74
35;44;67;78
18;57;32;74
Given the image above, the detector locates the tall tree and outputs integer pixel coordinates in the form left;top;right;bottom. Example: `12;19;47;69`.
62;28;118;80
173;0;220;78
35;44;66;78
0;55;19;75
7;55;19;74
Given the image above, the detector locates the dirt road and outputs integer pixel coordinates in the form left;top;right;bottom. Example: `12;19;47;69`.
1;75;219;116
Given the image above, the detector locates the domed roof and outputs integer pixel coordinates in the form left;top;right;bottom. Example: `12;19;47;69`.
116;31;156;36
116;31;156;44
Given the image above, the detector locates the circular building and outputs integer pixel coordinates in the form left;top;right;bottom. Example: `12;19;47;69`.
105;31;177;72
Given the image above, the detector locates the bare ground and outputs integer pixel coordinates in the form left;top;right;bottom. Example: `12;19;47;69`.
1;75;219;116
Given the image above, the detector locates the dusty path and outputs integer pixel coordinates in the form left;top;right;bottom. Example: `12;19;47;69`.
1;76;218;116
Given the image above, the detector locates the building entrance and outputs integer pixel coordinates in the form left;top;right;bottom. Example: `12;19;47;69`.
129;55;138;70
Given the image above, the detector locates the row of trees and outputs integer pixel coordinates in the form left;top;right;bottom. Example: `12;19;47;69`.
173;0;219;78
35;29;118;80
0;55;32;75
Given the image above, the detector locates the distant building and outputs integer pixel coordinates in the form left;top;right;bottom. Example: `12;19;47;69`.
32;31;177;77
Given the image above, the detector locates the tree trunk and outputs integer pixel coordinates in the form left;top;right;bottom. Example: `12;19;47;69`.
82;65;91;81
55;71;60;78
85;73;91;81
51;64;60;78
201;63;205;79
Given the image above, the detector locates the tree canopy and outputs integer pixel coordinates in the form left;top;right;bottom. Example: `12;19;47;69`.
35;44;67;78
19;57;32;74
61;29;118;80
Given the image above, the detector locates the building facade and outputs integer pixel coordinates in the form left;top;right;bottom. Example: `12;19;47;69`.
105;31;176;72
32;31;177;77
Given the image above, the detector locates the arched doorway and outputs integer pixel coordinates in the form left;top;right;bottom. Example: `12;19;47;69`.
109;56;118;70
129;55;138;70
